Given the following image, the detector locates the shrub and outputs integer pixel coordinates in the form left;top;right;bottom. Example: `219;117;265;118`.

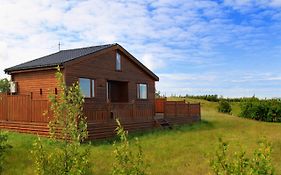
0;131;12;174
0;78;9;93
218;100;232;114
240;98;281;122
210;138;274;175
111;119;148;175
32;67;90;175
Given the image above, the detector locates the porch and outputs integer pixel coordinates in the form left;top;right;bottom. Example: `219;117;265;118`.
0;94;201;139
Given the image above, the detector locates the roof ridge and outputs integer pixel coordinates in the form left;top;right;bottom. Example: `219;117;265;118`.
60;43;116;51
4;43;117;73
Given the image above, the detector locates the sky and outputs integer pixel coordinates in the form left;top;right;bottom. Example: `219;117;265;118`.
0;0;281;98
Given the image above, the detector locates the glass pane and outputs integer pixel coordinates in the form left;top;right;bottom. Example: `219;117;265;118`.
79;78;90;97
116;52;121;70
139;84;147;99
92;80;95;97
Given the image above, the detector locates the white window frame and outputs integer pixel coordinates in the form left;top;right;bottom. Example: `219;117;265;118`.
79;78;95;98
116;52;121;71
137;83;148;99
91;79;95;97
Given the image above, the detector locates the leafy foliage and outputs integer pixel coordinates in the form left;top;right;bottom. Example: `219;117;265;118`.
218;100;232;114
112;119;148;175
0;78;9;93
210;138;274;175
48;67;88;142
184;94;262;102
240;98;281;122
0;131;12;174
32;67;90;175
155;90;162;98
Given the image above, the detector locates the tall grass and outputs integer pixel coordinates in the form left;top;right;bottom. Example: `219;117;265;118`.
1;98;281;174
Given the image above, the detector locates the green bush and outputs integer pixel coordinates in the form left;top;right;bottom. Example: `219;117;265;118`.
111;119;148;175
240;98;281;122
32;67;90;175
0;131;12;174
218;100;232;114
0;79;9;93
210;138;274;175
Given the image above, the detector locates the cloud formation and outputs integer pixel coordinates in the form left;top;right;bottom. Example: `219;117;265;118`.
0;0;281;97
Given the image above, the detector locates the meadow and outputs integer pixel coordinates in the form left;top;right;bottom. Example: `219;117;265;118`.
3;98;281;174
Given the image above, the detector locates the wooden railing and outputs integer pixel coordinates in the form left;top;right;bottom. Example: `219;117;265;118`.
0;94;155;124
0;94;51;123
84;102;154;123
0;94;200;125
155;98;201;118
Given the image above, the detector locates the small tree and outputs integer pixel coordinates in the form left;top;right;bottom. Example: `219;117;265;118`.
32;67;90;175
112;119;148;175
218;100;232;114
0;131;12;174
210;138;274;175
155;90;161;98
0;79;9;93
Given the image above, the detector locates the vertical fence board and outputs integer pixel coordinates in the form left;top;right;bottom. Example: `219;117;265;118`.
156;98;201;118
0;94;8;120
0;94;50;123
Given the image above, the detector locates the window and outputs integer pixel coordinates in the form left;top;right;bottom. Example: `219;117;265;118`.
116;52;121;71
91;79;95;97
79;78;95;98
137;83;148;99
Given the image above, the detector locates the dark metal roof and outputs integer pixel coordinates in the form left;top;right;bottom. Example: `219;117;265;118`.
5;44;114;73
4;43;159;81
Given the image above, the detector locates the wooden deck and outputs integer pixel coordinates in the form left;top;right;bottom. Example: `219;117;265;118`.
0;94;201;139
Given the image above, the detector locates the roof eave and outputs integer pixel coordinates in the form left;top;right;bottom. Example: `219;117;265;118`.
5;64;63;75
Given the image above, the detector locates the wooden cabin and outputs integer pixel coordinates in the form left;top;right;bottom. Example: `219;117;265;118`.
0;43;200;139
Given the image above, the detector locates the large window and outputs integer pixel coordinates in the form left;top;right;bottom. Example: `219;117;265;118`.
116;52;121;71
79;78;95;98
137;83;148;99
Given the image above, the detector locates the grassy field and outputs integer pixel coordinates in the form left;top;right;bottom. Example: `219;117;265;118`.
3;98;281;174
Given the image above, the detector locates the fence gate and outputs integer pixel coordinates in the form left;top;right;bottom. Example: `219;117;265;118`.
155;98;166;113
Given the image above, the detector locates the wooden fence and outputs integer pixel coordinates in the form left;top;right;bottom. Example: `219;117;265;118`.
84;102;154;123
0;94;155;124
0;94;51;123
155;98;201;118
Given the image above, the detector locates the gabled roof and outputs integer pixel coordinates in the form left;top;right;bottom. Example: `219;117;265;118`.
5;44;114;73
4;43;159;81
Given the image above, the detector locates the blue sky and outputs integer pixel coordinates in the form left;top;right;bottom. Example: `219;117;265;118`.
0;0;281;98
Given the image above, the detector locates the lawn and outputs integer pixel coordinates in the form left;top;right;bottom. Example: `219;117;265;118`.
3;98;281;174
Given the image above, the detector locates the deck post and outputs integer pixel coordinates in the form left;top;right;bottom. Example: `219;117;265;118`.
199;103;201;120
175;101;177;117
163;100;166;118
132;102;136;120
188;102;190;117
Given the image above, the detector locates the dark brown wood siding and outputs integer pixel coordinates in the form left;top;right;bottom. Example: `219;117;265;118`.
64;49;155;123
64;50;155;102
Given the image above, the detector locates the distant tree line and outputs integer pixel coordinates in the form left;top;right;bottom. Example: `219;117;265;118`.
183;94;251;102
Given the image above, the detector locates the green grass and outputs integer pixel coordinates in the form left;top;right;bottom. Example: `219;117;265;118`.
2;98;281;174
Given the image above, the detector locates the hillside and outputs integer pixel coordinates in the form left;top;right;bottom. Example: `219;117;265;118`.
2;98;281;174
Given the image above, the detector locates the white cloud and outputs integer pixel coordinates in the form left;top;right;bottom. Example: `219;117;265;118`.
140;54;166;71
0;0;281;97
